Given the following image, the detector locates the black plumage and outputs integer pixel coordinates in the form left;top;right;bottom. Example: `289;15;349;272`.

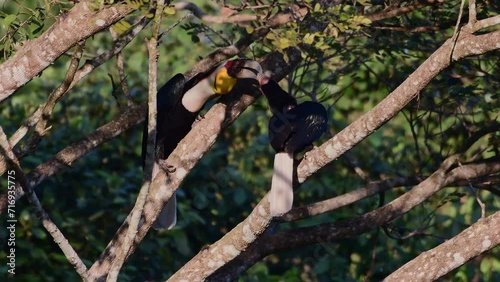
261;79;328;216
140;73;201;230
141;59;263;229
142;59;261;166
141;67;221;168
142;74;194;167
262;80;328;155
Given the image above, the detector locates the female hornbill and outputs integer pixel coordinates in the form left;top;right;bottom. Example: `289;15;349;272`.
142;59;262;230
260;79;328;216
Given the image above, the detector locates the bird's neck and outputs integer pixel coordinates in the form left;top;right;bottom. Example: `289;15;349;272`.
181;78;216;113
264;94;296;115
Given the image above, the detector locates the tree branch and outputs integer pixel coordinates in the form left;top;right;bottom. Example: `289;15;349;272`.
366;2;430;22
14;42;85;159
169;26;500;281
0;15;150;178
0;126;90;281
0;103;146;213
385;211;499;281
468;0;477;27
107;1;165;280
284;158;500;222
296;28;500;183
208;154;500;281
0;1;133;102
471;15;500;32
174;2;257;24
282;176;421;222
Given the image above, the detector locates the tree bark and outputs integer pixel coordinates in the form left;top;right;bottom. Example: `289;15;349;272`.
385;211;500;282
0;1;132;102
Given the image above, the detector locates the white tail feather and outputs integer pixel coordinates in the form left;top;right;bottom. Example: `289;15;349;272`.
151;163;177;230
269;152;294;216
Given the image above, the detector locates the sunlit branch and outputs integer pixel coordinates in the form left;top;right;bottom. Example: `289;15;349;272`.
0;126;90;281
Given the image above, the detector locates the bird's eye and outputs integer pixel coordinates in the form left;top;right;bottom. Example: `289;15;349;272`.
226;59;246;77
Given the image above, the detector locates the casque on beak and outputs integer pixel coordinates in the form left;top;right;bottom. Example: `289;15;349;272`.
225;59;263;79
212;59;265;95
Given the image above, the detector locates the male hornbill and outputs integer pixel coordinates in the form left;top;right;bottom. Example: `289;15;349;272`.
142;59;262;230
260;79;328;216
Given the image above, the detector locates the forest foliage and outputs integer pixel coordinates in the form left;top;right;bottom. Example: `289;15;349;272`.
0;0;499;281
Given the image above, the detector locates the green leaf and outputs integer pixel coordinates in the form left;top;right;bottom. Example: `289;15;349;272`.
2;14;16;29
313;3;322;13
266;33;276;40
360;17;372;26
278;38;291;49
32;228;47;240
303;33;315;45
164;6;176;15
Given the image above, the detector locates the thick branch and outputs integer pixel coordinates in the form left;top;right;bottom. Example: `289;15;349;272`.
297;29;500;182
471;15;500;32
0;1;133;102
208;157;500;281
284;158;499;221
107;1;165;281
385;211;499;281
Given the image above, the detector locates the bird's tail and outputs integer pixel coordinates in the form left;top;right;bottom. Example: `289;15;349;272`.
151;163;177;230
152;195;177;230
269;152;294;216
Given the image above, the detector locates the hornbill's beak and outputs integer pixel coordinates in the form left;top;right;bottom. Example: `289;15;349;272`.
212;59;263;94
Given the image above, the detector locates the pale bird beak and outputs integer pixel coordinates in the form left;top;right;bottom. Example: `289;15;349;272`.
257;72;271;86
226;59;263;79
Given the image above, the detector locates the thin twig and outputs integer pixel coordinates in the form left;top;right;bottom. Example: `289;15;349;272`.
458;161;486;218
159;12;193;40
174;1;257;24
14;42;85;159
0;16;150;176
110;28;134;107
68;15;150;91
367;2;428;22
0;126;91;281
107;3;165;280
371;25;441;32
453;0;466;37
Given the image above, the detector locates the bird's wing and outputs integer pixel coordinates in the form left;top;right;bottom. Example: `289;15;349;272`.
269;115;294;152
142;73;186;167
284;101;328;153
157;73;186;116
